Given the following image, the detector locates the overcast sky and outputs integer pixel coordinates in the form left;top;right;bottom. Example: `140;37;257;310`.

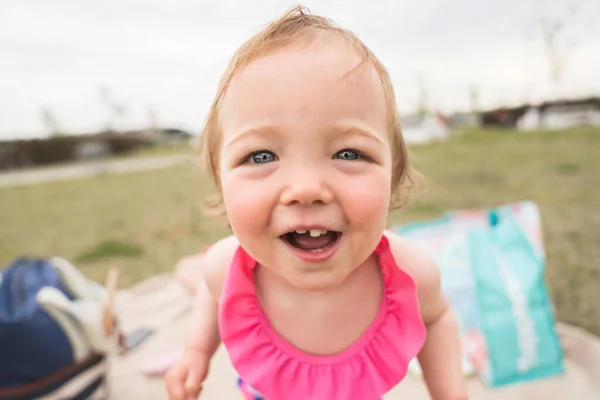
1;0;599;139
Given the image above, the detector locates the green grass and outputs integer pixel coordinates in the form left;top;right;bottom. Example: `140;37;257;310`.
75;239;143;263
1;127;598;335
554;163;580;175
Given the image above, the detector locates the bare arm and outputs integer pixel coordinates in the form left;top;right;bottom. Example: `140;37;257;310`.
184;234;239;355
418;304;466;400
166;235;239;400
184;275;221;357
385;231;468;400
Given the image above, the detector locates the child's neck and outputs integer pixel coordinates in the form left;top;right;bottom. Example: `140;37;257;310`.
256;254;379;302
254;254;383;356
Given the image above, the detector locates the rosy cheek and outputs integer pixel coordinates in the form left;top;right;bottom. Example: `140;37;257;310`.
222;175;267;233
340;172;390;222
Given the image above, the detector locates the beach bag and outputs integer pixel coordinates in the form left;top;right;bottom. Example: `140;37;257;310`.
0;257;120;399
467;213;564;386
394;201;564;386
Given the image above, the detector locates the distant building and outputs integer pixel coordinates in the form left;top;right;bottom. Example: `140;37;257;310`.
120;128;194;146
157;128;194;145
75;140;110;161
480;105;530;128
480;97;600;130
0;127;195;171
518;98;600;131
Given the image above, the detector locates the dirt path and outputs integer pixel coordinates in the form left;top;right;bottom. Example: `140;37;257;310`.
0;155;191;188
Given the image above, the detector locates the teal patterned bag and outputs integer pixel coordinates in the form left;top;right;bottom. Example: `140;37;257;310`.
467;214;564;386
393;201;564;387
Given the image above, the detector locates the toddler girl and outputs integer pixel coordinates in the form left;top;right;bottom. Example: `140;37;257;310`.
166;6;467;400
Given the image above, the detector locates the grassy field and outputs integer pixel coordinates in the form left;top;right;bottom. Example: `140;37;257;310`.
1;127;598;335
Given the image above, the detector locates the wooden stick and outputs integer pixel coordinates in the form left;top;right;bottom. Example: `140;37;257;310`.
103;266;119;336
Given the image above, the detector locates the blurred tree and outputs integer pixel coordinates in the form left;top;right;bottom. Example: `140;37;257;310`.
147;105;160;141
537;0;580;84
98;85;127;132
469;84;481;127
415;72;430;118
41;108;64;137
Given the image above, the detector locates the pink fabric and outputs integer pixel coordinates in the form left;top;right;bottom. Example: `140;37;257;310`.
218;235;427;400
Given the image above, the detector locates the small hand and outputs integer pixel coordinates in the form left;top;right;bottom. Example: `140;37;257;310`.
165;348;210;400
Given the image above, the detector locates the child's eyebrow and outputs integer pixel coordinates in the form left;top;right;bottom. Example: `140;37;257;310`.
225;127;278;149
334;127;384;145
224;125;385;148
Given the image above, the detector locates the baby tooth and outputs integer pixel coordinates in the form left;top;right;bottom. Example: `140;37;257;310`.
309;229;321;237
295;230;307;234
320;229;328;235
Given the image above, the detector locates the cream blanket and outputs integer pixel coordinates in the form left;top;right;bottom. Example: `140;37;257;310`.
108;274;600;399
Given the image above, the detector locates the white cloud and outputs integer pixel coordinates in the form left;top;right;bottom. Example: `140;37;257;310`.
0;0;598;139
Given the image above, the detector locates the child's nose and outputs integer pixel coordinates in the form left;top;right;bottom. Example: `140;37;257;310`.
279;168;334;206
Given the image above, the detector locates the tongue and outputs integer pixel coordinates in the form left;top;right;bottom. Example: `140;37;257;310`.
288;231;336;251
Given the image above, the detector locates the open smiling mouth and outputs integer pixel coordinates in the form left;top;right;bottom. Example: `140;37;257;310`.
281;229;341;253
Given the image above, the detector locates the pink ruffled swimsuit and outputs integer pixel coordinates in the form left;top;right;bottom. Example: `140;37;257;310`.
218;235;426;400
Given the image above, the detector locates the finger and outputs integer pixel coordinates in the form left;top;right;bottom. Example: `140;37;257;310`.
167;380;187;400
165;367;187;400
184;372;203;398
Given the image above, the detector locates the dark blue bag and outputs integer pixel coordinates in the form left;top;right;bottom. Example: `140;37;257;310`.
0;258;76;387
0;257;110;399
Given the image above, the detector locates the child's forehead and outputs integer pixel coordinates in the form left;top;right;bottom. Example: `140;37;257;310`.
220;38;385;124
235;48;366;87
227;30;375;89
218;61;389;159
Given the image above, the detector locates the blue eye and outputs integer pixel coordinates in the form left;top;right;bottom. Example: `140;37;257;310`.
250;151;277;164
334;149;360;161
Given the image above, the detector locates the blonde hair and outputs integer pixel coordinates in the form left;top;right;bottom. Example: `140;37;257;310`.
198;5;422;216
